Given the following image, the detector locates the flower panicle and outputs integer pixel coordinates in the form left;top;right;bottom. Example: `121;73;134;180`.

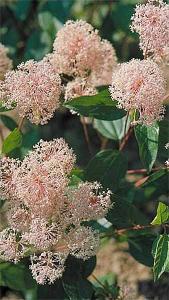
0;139;111;284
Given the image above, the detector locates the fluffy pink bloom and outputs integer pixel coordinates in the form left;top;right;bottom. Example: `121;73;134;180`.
6;205;31;232
0;58;61;125
52;20;102;77
13;139;75;218
30;252;66;284
64;77;97;101
67;226;100;260
0;157;20;201
0;228;23;263
131;0;169;59
22;218;60;250
0;138;111;284
67;181;111;223
0;43;12;80
110;58;166;124
90;39;117;86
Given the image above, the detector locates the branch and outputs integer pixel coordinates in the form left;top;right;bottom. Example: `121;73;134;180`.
101;223;169;238
80;117;92;155
119;126;133;151
18;117;24;131
127;167;162;175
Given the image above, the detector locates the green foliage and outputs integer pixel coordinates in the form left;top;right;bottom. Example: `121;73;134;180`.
128;235;155;267
152;234;169;281
0;257;96;300
0;261;37;299
62;256;96;300
151;202;169;225
2;128;22;154
135;123;159;172
94;115;130;140
84;150;127;191
0;115;17;131
142;169;169;200
107;196;148;229
64;89;126;121
93;273;119;299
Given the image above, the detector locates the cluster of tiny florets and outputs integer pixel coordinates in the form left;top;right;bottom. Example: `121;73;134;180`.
65;77;97;102
110;58;166;124
0;139;111;284
50;20;117;102
0;58;61;125
90;39;117;87
0;43;12;80
131;0;169;59
52;20;102;77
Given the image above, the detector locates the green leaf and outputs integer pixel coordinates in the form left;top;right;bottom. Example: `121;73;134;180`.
63;279;93;300
94;115;130;140
0;115;17;131
92;273;119;298
37;280;67;300
0;262;37;298
84;150;127;191
2;128;22;154
142;169;169;200
152;234;169;281
107;196;148;229
151;202;169;225
38;11;57;40
62;257;95;300
135;123;159;172
64;89;126;121
128;235;155;267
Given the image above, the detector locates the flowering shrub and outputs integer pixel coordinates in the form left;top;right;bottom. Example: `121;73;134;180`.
0;0;169;299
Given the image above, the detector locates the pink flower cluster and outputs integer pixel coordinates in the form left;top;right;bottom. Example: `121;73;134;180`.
50;20;117;101
0;43;12;80
131;0;169;59
110;59;166;124
0;139;111;284
0;58;61;125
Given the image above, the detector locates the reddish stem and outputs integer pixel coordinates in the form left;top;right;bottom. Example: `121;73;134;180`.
119;127;133;151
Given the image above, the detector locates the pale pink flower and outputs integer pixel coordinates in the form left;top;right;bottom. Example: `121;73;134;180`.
131;0;169;59
0;228;23;263
0;157;20;201
67;181;111;223
110;58;166;124
0;43;12;80
65;77;97;102
28;138;76;175
22;218;60;250
6;205;31;232
67;226;99;260
0;138;111;284
13;139;75;218
52;20;102;77
30;252;66;284
0;58;61;125
90;39;117;86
